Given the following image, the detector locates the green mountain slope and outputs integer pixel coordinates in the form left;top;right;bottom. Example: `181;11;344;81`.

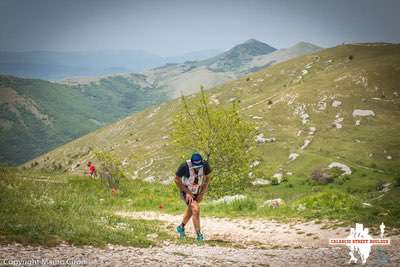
27;43;400;184
0;39;320;165
0;74;167;164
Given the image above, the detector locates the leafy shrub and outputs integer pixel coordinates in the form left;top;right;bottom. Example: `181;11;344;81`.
95;151;125;189
311;166;333;184
172;87;256;197
271;177;279;185
396;176;400;187
376;180;385;191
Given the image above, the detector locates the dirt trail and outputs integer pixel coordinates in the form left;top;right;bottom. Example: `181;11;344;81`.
1;212;399;266
116;211;348;248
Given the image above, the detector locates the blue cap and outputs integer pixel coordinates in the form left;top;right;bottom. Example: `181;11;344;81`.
191;153;203;168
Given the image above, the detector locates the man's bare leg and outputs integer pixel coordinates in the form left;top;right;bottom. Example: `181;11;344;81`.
190;201;200;233
182;206;192;225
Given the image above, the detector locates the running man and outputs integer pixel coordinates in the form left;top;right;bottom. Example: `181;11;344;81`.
87;161;97;178
175;153;212;241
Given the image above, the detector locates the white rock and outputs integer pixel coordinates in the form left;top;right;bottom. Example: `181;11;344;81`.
144;176;156;183
305;63;313;69
355;120;361;126
121;159;129;166
387;155;392;160
286;172;293;176
309;127;316;135
209;95;220;105
328;162;352;175
302;69;308;75
160;176;175;185
263;198;285;208
272;172;283;183
288;153;299;161
266;137;276;143
252;116;263;120
146;233;158;240
301;139;311;150
255;133;267;143
352;109;375;117
248;172;253;177
334;115;344;129
297;204;306;211
162;135;169;140
213;195;247;204
251;178;271;186
362;203;373;207
250;160;261;168
317;101;327;111
334;75;348;82
332;100;342;107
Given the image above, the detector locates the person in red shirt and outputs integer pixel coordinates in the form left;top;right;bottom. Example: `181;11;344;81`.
87;161;97;178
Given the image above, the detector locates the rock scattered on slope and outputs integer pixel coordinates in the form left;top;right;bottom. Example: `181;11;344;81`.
263;198;285;208
144;176;156;183
332;100;342;107
328;162;352;176
212;195;246;204
250;160;261;168
301;139;311;150
255;133;267;143
309;127;316;135
272;172;284;183
352;109;375;117
288;153;299;161
333;114;344;129
251;178;271;186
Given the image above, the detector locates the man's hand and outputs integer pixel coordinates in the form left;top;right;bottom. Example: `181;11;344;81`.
185;193;193;204
196;194;203;203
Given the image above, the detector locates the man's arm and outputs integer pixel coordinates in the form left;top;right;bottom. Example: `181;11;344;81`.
196;174;211;202
175;176;192;195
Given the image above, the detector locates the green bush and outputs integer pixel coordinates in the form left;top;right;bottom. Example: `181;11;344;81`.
271;177;279;185
395;176;400;187
171;87;256;197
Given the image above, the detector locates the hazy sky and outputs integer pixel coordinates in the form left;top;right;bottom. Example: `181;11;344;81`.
0;0;399;56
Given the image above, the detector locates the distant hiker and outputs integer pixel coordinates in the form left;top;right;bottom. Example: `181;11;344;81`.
87;161;97;178
175;153;212;241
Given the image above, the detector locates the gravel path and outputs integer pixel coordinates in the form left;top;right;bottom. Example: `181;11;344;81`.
1;211;399;266
1;242;399;266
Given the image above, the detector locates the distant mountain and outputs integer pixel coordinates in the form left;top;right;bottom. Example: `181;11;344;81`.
0;49;223;80
0;50;166;80
202;39;277;72
165;49;222;64
0;74;167;164
143;40;320;97
0;39;321;165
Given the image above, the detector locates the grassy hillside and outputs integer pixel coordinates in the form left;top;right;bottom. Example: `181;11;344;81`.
24;43;400;228
1;40;320;165
0;74;167;164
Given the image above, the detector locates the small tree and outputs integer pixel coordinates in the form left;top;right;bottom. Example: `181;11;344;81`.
171;87;256;197
95;151;125;189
